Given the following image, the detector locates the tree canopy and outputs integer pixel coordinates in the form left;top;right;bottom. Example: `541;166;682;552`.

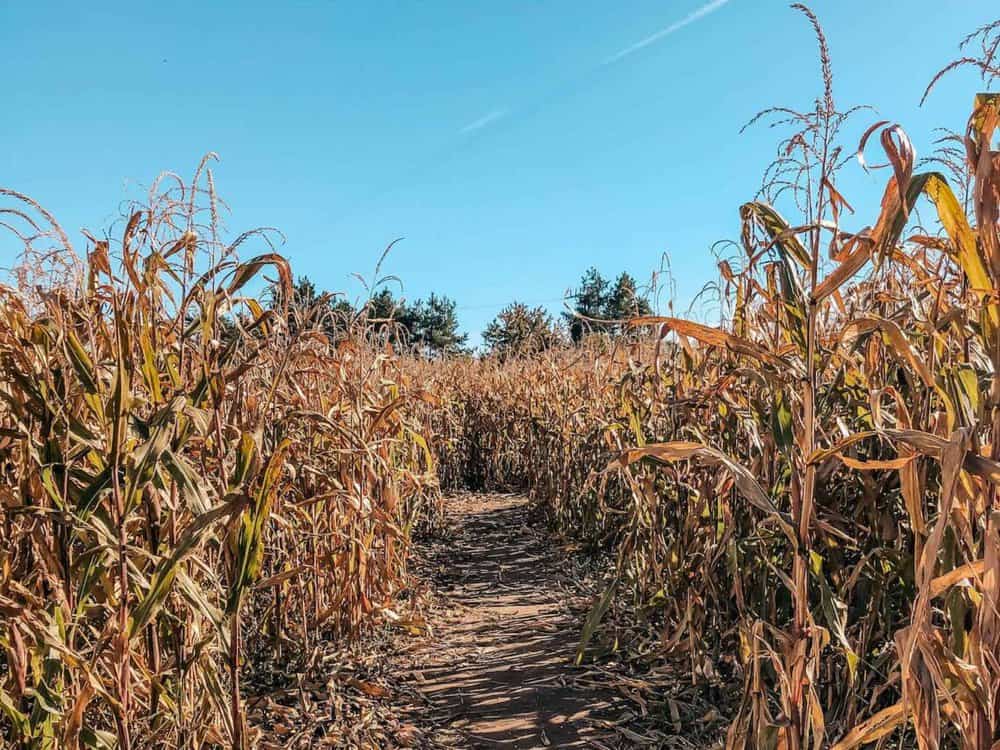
267;275;355;339
269;268;650;355
482;302;563;360
271;279;468;356
562;268;652;342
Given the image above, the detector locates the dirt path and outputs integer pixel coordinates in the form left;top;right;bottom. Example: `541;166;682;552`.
400;493;630;749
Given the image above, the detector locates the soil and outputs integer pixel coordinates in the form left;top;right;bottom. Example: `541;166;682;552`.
251;493;713;748
398;493;633;749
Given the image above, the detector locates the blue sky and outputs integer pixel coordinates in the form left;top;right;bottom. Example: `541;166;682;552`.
2;1;995;342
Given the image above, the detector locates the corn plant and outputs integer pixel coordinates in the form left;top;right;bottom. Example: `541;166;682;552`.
0;160;440;749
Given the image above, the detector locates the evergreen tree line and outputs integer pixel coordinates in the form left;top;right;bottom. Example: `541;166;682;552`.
268;267;651;359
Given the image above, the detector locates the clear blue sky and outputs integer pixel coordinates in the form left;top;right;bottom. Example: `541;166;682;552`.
2;1;995;342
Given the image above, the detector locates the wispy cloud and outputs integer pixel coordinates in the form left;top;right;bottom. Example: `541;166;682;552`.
459;108;509;134
602;0;732;65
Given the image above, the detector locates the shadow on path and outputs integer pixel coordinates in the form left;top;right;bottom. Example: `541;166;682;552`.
402;493;628;749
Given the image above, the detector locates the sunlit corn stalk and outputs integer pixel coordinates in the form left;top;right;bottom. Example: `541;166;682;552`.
425;10;1000;750
0;158;440;748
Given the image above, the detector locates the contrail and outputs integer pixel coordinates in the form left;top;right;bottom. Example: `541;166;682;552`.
602;0;732;65
455;0;732;137
459;108;509;134
328;4;733;225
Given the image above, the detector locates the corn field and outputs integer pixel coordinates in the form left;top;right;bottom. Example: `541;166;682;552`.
3;7;1000;749
0;160;440;748
424;11;1000;749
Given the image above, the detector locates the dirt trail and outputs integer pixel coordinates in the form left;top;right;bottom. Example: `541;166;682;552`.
400;493;630;749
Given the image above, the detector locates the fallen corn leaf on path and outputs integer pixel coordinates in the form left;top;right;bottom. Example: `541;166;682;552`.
399;493;634;749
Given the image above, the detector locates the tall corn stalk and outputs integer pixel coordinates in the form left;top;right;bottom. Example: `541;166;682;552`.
0;160;440;748
424;10;1000;750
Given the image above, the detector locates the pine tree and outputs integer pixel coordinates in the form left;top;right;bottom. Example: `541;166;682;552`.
483;302;562;359
563;268;651;342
